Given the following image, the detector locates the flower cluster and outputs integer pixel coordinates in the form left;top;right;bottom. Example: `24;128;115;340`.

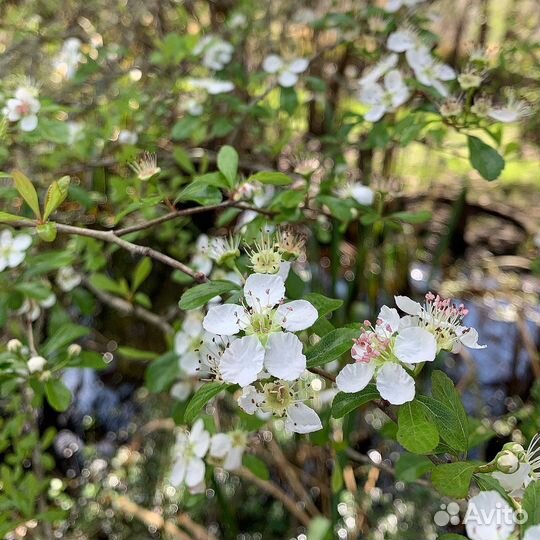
336;293;484;404
262;55;309;88
170;419;247;493
194;36;234;71
2;86;41;132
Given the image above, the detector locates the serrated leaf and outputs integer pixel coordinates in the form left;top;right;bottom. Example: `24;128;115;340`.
306;328;358;368
12;170;41;219
247;171;292;186
432;462;479;499
44;380;72;412
184;382;228;424
522;481;540;531
217;145;238;187
397;400;439;454
43;176;70;221
468;135;505;181
179;280;240;310
331;384;379;418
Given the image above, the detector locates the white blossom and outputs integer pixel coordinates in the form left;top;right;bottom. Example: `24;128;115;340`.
0;230;32;271
359;54;399;86
359;70;410;122
262;55;309;87
336;182;375;206
203;273;317;386
194;36;234;71
395;292;485;352
336;305;437;405
387;28;421;53
53;37;82;80
406;46;456;97
190;234;213;276
209;430;246;470
2;87;40;132
189;78;235;95
464;491;515;540
56;266;81;292
488;93;532;123
117;130;138;145
170;419;210;491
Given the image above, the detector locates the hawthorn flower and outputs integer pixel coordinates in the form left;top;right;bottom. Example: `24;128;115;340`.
359;54;399;86
189;78;235;95
336;182;375;206
202;273;318;386
0;230;32;271
457;68;484;90
209;430;247;470
387;27;421;53
395;293;485;352
464;491;515;540
129;152;161;181
208;236;241;267
28;356;47;373
194;36;234;71
170;419;210;492
198;333;236;381
262;55;309;87
336;306;437;405
440;96;464;118
56;266;81;292
2;87;40;132
275;227;306;261
359;70;410;122
488;92;532;123
238;380;322;434
491;435;540;498
117;130;138;145
383;0;424;12
471;96;492;118
52;37;82;80
245;232;292;281
406;47;456;97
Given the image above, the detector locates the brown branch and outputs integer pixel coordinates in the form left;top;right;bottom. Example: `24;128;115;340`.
83;277;174;335
235;467;312;527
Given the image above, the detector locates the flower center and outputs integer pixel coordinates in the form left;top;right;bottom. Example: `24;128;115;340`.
251;249;282;274
262;382;294;415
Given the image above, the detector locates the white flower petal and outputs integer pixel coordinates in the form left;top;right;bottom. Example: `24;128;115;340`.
264;332;306;380
220;335;265;387
350;184;374;205
237;385;264;414
276;300;318;332
491;463;531;493
203;304;247;335
12;234;32;251
278;71;298;87
223;446;244;470
190;419;210;457
524;526;540;540
377;306;401;333
210;433;232;459
180;351;200;376
364;105;387;122
20;114;38;132
465;491;515;540
394;326;437;364
244;273;285;310
336;362;376;393
394;295;423;315
170;381;192;401
457;327;486;349
488;108;518;123
262;54;283;73
285;403;322;434
376;363;415;405
288;58;309;74
277;261;291;282
170;457;186;486
185;457;206;488
387;30;417;52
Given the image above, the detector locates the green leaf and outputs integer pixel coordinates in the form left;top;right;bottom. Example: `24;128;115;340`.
14;282;53;301
44;380;72;412
473;473;512;503
42;324;90;356
438;535;468;540
36;222;57;242
305;328;358;368
431;462;478;499
68;351;108;370
217;145;238;188
0;211;24;222
12;170;41;219
118;346;159;361
307;517;331;540
43;176;70;221
173;147;195;174
388;210;432;224
184;382;228;424
176;182;222;206
467;135;505;181
303;293;343;318
397;400;440;454
247;171;293;186
331;385;379;418
131;258;152;292
430;370;469;453
179;280;240;310
88;273;126;296
145;351;179;393
243;454;270;481
395;453;434;483
522;481;540;531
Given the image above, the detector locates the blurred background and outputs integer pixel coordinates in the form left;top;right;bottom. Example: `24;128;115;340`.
1;0;539;539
